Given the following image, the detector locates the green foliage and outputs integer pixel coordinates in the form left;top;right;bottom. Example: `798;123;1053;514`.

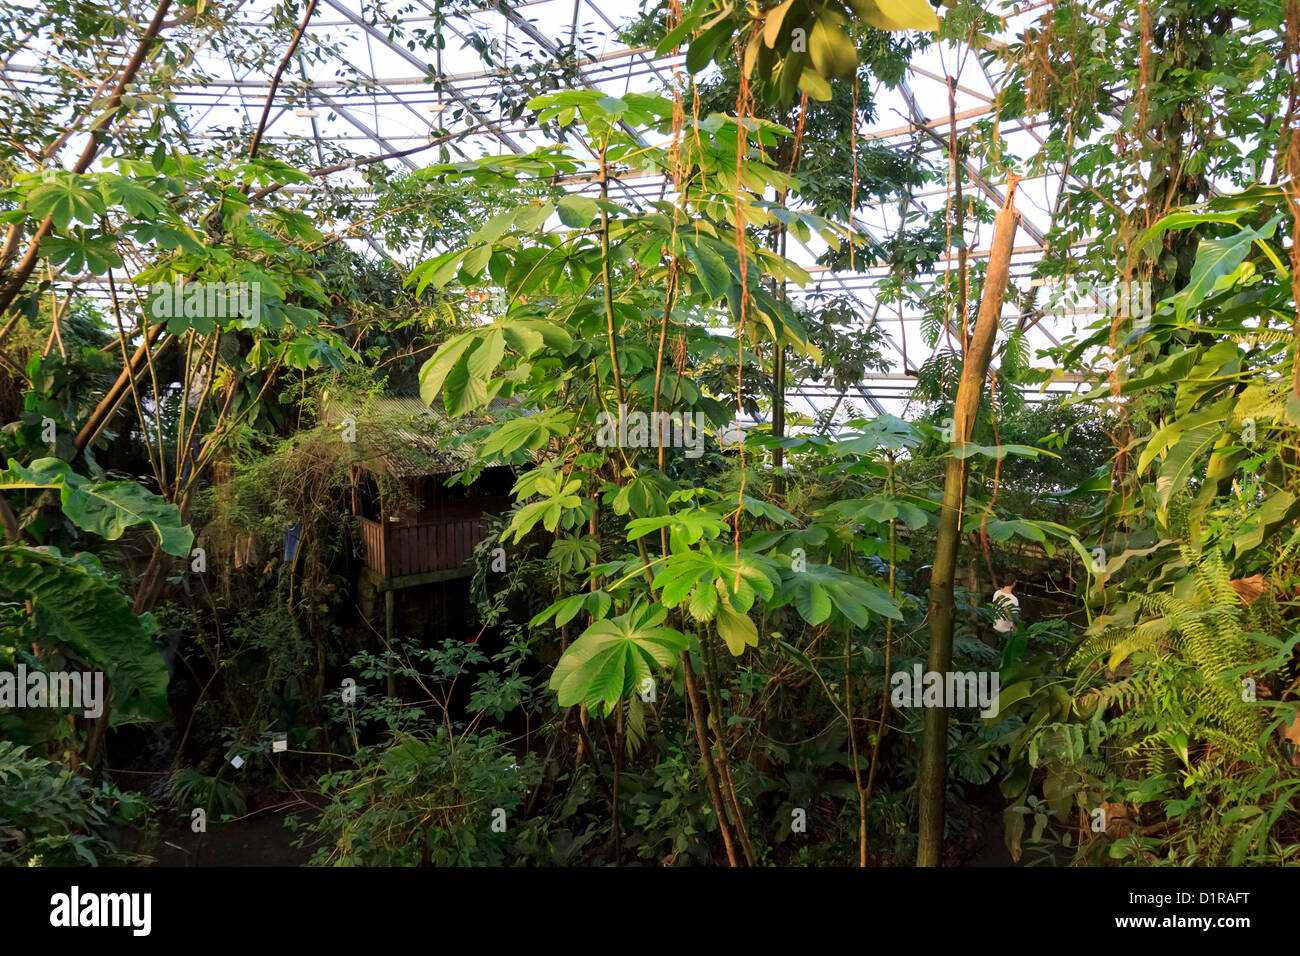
301;730;543;867
0;546;168;726
998;178;1300;867
166;768;247;822
550;605;687;714
664;0;938;107
0;457;193;556
0;741;153;866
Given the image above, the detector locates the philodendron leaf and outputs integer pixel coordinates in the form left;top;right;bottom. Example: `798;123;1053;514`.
1156;421;1224;508
1172;216;1281;321
0;546;169;724
549;605;687;716
0;458;192;556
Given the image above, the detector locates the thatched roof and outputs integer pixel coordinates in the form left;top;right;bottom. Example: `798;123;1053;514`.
321;393;515;478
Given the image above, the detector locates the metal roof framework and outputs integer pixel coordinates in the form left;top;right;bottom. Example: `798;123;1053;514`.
4;0;1119;421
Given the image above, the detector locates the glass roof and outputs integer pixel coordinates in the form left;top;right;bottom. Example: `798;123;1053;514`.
6;0;1111;420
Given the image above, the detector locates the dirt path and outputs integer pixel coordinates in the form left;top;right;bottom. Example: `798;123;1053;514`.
146;807;316;867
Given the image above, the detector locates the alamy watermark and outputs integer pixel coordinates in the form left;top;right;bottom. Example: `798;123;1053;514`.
150;279;260;321
595;403;706;459
890;664;1000;718
50;886;151;936
1036;276;1152;323
0;665;104;718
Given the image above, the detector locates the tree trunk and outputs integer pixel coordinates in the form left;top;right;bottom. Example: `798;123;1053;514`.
916;178;1021;867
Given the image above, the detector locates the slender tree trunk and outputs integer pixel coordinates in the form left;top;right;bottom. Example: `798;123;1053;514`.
74;324;169;453
681;650;741;866
612;699;624;864
916;178;1021;867
700;636;755;865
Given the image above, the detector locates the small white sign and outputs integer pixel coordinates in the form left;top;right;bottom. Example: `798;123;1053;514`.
272;734;287;753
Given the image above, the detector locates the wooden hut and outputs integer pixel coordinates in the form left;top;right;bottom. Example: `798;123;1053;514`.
321;393;517;637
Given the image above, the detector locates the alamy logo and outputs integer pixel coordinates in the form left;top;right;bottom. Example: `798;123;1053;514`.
890;665;1000;718
49;886;151;936
1039;276;1151;323
150;279;260;320
0;666;103;718
595;403;706;459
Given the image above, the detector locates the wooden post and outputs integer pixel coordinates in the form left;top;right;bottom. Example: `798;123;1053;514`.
384;588;396;699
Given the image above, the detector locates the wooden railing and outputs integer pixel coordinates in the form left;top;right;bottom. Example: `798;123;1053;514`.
358;515;485;579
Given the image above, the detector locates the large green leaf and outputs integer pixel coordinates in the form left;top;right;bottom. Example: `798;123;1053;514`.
27;176;106;230
41;233;123;275
0;459;192;557
0;546;168;724
779;562;901;628
951;442;1053;461
480;411;572;458
684;238;731;300
99;174;169;219
1156;421;1224;508
714;595;759;655
549;605;686;716
556;195;600;228
418;331;480;411
793;578;832;625
652;545;779;613
1233;491;1297;558
833;414;922;453
1172;216;1280;321
809;10;857;79
1135;208;1249;251
856;0;941;31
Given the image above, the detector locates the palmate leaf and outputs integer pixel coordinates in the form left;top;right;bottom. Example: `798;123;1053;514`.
833;414;922;453
440;342;496;417
549;605;686;716
480;410;573;458
626;510;728;545
503;475;584;543
420;320;572;416
0;458;192;556
652;545;780;614
26;175;106;230
740;494;800;526
419;331;480;409
41;233;123;275
282;334;357;371
835;493;931;530
794;577;833;626
98;173;169;219
0;546;168;724
122;220;205;254
776;562;901;628
683;236;732;300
